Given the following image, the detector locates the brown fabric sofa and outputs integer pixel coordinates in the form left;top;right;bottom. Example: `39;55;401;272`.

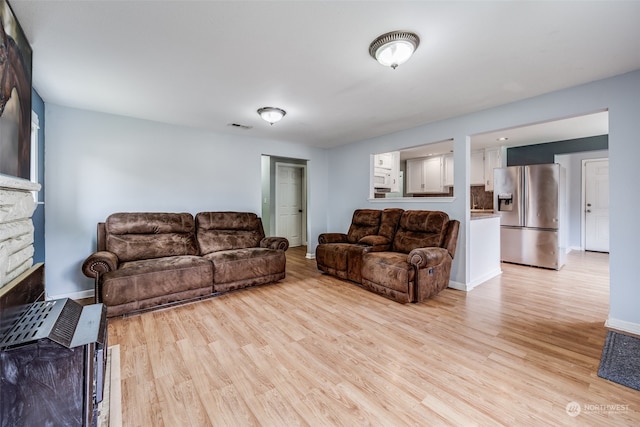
316;209;459;303
82;211;288;317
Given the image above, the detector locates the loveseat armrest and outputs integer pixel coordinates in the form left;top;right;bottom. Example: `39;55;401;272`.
260;237;289;251
408;247;450;269
358;235;392;252
82;251;119;279
318;233;348;244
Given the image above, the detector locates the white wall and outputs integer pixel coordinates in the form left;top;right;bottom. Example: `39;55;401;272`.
325;70;640;330
44;105;328;298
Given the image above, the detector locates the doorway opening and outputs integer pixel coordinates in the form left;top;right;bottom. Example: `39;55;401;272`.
261;155;307;248
583;158;609;252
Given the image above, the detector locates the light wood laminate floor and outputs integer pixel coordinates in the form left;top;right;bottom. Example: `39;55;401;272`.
107;247;639;426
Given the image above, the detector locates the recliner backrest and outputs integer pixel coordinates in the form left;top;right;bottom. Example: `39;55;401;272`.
392;210;450;254
346;209;382;243
105;212;198;262
196;211;265;255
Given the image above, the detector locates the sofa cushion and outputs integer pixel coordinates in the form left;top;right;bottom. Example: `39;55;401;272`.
105;212;198;262
361;252;414;293
316;243;349;272
203;247;285;289
346;209;382;243
196;212;265;254
101;255;213;306
392;211;449;254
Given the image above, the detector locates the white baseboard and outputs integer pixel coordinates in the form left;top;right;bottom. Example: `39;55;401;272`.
46;289;94;301
604;317;640;336
448;268;502;292
447;280;467;291
305;252;315;259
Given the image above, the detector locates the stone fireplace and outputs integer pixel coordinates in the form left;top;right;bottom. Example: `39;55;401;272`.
0;174;41;288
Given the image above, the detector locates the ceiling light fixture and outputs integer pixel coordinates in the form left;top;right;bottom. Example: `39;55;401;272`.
257;107;286;125
369;30;420;69
497;137;509;141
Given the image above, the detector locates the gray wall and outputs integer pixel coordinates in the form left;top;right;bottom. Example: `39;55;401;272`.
44;105;328;298
323;70;640;330
44;70;640;331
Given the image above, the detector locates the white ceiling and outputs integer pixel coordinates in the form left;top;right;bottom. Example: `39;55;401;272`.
10;1;640;149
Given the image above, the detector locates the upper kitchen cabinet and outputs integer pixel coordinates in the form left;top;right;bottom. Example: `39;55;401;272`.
406;156;444;194
373;151;400;193
484;147;505;191
442;153;454;187
470;150;485;186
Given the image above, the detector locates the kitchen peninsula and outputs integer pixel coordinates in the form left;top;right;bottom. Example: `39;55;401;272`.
468;210;501;290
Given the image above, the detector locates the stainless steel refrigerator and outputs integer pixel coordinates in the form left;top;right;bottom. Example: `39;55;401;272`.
493;164;567;270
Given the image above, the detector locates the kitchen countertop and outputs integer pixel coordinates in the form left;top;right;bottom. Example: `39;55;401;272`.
470;210;501;220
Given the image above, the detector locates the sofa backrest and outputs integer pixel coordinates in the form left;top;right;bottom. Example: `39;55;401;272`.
443;220;460;259
196;212;265;254
346;209;382;243
392;210;450;254
378;208;404;241
105;212;198;262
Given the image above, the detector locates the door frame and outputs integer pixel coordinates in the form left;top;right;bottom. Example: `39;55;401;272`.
581;157;609;251
275;162;307;246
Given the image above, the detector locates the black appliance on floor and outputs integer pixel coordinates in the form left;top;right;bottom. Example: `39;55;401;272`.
0;298;108;426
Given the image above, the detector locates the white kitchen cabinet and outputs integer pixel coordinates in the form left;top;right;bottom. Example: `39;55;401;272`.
484;147;503;191
470;150;485;185
406;156;443;194
405;158;425;194
423;156;443;192
373;151;400;192
442;153;454;187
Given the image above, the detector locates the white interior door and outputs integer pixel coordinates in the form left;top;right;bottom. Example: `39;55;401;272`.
276;164;303;247
584;159;609;252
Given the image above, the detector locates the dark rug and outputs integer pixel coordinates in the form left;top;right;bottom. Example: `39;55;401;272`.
598;330;640;391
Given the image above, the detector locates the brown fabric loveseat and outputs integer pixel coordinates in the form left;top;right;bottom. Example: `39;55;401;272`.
316;209;459;303
316;208;403;283
82;211;288;317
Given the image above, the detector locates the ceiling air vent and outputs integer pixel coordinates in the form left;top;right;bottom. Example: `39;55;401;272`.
227;123;253;130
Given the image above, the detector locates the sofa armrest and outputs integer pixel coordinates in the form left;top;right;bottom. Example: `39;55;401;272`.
260;237;289;251
408;247;449;269
82;251;119;279
318;233;348;244
358;235;391;252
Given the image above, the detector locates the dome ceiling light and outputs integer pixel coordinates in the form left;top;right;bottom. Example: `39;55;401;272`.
369;30;420;69
257;107;286;125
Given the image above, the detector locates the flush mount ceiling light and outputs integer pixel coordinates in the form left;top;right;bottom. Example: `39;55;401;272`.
257;107;286;125
369;30;420;69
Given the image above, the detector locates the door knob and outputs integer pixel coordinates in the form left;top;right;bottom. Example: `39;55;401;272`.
586;209;591;213
587;203;592;207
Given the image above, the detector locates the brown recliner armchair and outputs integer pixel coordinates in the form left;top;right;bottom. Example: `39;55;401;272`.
360;210;460;303
316;208;403;283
